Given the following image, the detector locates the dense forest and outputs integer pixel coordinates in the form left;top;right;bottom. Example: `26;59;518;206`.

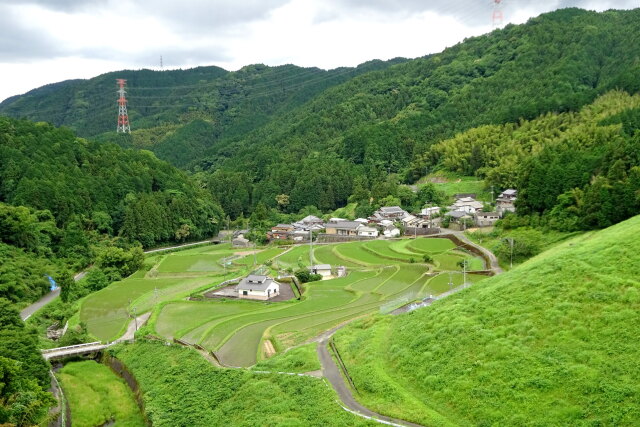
0;117;223;248
430;91;640;230
2;9;639;221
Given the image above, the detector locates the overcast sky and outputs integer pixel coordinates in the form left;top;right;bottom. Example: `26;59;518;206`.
0;0;637;102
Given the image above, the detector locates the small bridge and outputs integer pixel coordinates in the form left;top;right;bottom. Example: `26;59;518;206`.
41;341;113;360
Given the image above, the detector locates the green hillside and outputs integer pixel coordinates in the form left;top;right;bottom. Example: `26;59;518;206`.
0;117;223;248
112;342;371;426
333;215;640;425
430;90;640;230
2;9;639;218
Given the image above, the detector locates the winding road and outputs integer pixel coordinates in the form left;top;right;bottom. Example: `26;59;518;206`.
315;325;424;427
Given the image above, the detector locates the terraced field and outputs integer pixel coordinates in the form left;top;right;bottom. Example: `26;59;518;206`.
79;236;488;365
78;243;277;341
147;237;488;367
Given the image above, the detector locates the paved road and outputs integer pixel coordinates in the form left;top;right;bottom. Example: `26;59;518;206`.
20;288;61;321
316;326;424;427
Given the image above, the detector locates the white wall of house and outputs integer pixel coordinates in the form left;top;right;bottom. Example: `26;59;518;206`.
239;283;280;300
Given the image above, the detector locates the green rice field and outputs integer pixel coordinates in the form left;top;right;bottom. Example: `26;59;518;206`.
79;237;488;366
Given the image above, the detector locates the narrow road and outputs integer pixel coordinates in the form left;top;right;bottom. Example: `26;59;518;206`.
316;326;424;427
445;231;503;274
21;239;215;321
21;288;61;321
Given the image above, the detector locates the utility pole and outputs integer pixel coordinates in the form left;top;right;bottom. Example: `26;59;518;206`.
309;229;312;266
253;242;257;268
463;259;467;288
133;307;138;331
116;79;131;133
491;185;495;204
509;237;514;269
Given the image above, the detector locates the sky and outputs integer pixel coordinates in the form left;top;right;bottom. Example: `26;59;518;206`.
0;0;637;102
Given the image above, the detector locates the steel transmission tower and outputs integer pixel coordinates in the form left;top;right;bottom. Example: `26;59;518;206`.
492;0;504;28
116;79;131;133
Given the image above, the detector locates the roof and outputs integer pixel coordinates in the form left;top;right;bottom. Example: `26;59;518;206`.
477;212;500;217
456;197;477;203
380;206;406;213
454;193;477;199
236;275;279;291
329;217;347;223
447;211;472;219
358;226;378;233
274;223;293;229
502;189;517;195
327;221;362;230
354;218;369;223
310;264;331;271
299;215;323;223
401;214;417;223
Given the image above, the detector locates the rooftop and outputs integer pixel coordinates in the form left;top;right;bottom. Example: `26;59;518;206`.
236;275;278;291
328;221;362;230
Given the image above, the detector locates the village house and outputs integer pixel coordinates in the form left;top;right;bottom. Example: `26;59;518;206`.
270;224;294;240
402;214;430;229
232;234;251;248
448;197;484;214
358;226;379;237
420;206;441;217
446;210;474;230
475;211;501;227
293;215;325;231
325;221;362;236
496;189;517;216
236;275;280;300
309;264;332;278
369;206;409;223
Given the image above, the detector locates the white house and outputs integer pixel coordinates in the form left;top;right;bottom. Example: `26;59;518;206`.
358;226;379;237
236;275;280;301
309;264;332;278
421;206;441;217
448;197;484;214
496;189;517;216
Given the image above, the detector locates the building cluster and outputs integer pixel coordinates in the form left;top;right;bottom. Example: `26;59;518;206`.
259;189;517;242
443;189;517;229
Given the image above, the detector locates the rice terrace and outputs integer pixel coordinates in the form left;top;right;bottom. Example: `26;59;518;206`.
78;236;489;367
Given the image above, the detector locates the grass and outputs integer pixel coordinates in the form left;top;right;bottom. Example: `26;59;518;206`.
113;342;371;426
57;361;145;427
81;236;490;368
333;215;640;425
252;343;321;373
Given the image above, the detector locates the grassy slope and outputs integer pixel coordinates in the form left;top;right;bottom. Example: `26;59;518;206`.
112;342;371;426
334;215;640;425
57;361;145;427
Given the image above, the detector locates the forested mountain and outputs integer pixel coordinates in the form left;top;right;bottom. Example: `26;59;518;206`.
0;117;223;249
196;7;640;216
0;60;404;166
430;91;640;230
1;8;639;220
